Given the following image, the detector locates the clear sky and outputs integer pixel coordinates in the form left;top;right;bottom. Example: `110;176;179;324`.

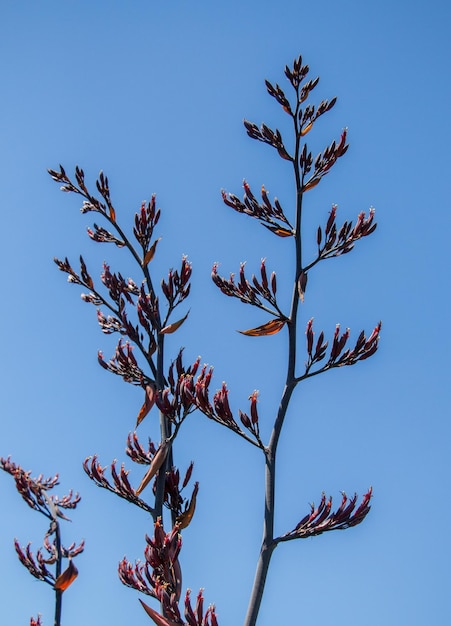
1;1;450;625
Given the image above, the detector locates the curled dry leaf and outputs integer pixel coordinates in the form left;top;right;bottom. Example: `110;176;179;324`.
160;311;190;334
135;439;170;495
136;385;156;427
302;178;320;192
176;482;199;530
143;238;161;267
54;559;78;592
263;224;294;237
238;318;286;336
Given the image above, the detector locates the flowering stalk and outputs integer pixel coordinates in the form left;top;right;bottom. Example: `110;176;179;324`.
211;55;379;626
46;54;380;626
0;457;83;626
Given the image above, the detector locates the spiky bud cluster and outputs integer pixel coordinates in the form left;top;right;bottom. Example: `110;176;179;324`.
281;488;372;540
221;181;293;236
119;519;219;626
0;457;83;597
303;319;382;378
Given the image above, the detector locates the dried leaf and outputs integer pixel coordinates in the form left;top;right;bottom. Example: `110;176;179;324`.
54;559;78;591
143;238;161;267
136;385;156;427
238;318;286;336
176;482;199;529
262;224;294;237
109;206;116;222
302;178;320;192
160;311;189;334
139;599;180;626
135;440;170;495
301;122;313;136
297;271;308;302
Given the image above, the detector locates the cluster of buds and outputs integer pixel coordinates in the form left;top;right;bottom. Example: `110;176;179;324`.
194;371;241;434
267;57;337;138
83;455;154;514
239;391;263;445
156;351;200;423
243;120;292;161
48;166;115;220
161;257;192;307
133;196;161;253
119;519;182;605
0;457;83;598
126;431;157;464
159;463;195;520
211;259;279;313
315;204;377;260
86;432;198;525
300;129;349;191
54;255;87;287
15;533;84;589
87;222;125;247
283;55;311;92
0;457;80;519
281;488;372;540
98;340;149;386
193;368;264;447
137;285;161;337
297;95;337;135
30;616;42;626
304;318;381;375
119;520;219;626
221;181;293;237
101;263;138;305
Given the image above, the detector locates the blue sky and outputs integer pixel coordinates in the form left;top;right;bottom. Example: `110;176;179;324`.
1;1;450;624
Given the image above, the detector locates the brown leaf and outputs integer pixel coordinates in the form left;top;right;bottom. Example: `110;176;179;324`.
135;439;170;495
143;238;161;267
109;206;116;221
297;271;308;302
136;385;156;427
139;599;180;626
160;311;189;334
302;178;320;192
300;122;313;136
238;318;286;336
54;559;78;592
263;224;294;237
176;482;199;529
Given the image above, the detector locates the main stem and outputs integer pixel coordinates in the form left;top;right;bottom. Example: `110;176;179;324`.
244;114;304;626
54;522;63;626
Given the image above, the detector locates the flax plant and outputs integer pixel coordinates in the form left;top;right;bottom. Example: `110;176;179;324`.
3;53;379;626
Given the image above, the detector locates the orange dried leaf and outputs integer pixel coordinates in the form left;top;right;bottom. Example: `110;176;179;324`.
301;122;313;136
238;318;286;336
136;385;156;427
135;440;170;495
143;238;161;267
302;178;320;192
139;599;181;626
54;559;78;592
272;226;293;237
160;311;189;334
109;206;116;221
176;482;199;529
262;223;294;237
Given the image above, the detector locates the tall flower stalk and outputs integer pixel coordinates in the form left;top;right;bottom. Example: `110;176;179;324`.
38;54;380;626
0;457;84;626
